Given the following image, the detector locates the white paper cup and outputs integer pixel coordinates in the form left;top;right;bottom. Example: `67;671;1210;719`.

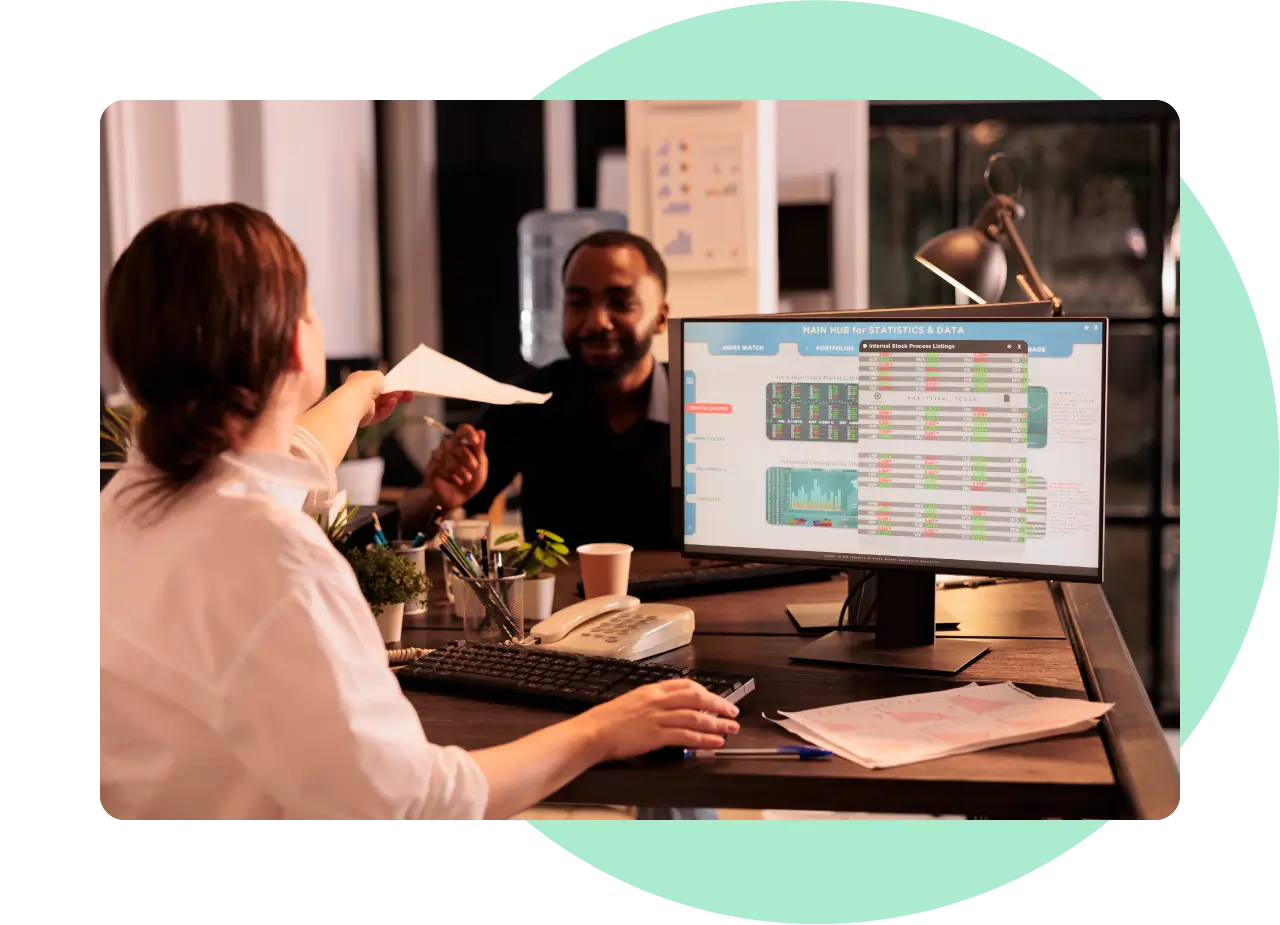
576;543;634;598
453;519;490;543
335;457;385;506
391;542;428;616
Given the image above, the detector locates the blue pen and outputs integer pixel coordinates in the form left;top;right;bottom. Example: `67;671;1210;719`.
410;532;427;548
683;746;833;760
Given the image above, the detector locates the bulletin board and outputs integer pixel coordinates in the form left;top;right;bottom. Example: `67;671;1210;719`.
647;134;749;272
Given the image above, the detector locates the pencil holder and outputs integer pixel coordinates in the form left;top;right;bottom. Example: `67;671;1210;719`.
457;570;524;645
391;542;428;616
444;519;488;606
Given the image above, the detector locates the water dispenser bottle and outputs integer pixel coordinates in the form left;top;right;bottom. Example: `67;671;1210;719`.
518;210;627;367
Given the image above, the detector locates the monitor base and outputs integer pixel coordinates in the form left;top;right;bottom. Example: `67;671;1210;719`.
786;600;959;633
790;630;991;675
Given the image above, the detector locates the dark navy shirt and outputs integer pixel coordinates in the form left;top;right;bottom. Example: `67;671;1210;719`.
464;360;678;550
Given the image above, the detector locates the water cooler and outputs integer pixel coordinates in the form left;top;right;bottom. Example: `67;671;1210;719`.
517;209;627;367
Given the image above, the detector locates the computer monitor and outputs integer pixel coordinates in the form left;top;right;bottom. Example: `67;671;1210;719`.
674;314;1108;673
791;300;1058;320
667;303;1056;491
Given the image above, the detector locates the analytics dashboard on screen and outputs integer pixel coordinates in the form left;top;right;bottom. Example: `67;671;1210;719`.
679;318;1107;580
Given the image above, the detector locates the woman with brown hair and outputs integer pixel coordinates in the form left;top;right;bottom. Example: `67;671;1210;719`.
100;204;739;820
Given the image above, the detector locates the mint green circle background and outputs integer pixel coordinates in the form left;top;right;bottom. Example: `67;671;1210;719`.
529;3;1275;922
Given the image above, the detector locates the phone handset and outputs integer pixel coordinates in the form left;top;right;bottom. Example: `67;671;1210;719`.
529;594;641;644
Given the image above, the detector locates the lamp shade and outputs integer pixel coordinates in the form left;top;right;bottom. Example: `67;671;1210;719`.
914;227;1007;304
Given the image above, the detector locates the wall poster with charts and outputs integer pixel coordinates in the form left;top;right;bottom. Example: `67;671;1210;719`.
648;134;748;271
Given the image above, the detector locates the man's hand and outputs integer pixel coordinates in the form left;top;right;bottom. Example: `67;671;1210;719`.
425;424;489;510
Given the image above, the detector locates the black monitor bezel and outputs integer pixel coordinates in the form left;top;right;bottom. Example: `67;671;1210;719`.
672;312;1108;584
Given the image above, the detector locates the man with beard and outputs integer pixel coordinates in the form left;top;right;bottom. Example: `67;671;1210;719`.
400;230;677;550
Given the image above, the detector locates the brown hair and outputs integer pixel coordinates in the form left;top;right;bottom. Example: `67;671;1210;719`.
104;203;308;500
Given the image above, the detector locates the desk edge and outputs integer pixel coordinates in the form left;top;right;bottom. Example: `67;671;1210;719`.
1055;582;1179;820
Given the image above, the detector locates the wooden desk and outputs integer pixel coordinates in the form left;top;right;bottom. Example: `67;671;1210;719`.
400;551;1177;819
404;551;1063;639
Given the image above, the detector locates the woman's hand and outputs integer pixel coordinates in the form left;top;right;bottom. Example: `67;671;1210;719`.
362;390;415;427
575;679;741;763
469;678;741;819
341;370;414;427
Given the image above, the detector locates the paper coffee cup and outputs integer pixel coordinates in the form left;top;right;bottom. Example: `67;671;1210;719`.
453;519;490;543
576;543;634;598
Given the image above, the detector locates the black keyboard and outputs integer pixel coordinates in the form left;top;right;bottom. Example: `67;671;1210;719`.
578;561;842;601
397;641;755;713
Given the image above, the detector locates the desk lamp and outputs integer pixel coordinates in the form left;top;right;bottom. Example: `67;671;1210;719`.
915;153;1063;316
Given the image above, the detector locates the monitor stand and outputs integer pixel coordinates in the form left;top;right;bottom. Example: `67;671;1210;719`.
789;571;990;675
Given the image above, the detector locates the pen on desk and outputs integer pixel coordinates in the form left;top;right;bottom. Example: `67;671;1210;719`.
683;746;833;760
410;532;427;548
479;537;491;576
371;512;388;546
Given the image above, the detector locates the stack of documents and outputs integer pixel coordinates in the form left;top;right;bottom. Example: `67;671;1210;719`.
769;682;1112;769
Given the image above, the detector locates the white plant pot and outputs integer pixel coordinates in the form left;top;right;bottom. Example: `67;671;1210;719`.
524;574;556;623
374;602;405;644
336;457;385;507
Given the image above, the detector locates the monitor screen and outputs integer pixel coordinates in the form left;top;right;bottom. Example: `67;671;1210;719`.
678;316;1107;581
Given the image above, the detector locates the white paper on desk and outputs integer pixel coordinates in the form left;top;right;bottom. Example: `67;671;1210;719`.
767;682;1113;770
383;344;552;405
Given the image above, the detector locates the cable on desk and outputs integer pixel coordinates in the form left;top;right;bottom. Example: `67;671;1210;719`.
387;647;432;667
839;573;1036;633
836;572;874;631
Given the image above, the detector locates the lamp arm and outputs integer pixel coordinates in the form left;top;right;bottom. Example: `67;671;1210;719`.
996;207;1063;315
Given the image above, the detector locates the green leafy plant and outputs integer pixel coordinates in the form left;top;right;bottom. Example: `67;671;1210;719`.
495;528;569;580
100;405;135;463
316;502;359;549
344;545;431;616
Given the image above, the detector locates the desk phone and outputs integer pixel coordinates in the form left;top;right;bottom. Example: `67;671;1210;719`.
527;594;695;660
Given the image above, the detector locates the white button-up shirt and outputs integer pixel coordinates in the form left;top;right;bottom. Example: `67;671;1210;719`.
100;427;489;819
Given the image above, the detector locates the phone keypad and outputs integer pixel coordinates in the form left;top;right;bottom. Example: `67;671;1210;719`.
585;611;647;639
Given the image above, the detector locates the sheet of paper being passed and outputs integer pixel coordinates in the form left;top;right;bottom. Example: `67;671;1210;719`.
383;344;552;405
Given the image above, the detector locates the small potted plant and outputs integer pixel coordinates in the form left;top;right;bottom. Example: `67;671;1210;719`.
344;544;431;644
495;528;569;622
315;493;357;549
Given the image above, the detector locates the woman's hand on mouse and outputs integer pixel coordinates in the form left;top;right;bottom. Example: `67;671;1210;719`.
576;678;741;763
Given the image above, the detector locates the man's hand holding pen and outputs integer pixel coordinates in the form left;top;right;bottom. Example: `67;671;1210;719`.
425;423;489;510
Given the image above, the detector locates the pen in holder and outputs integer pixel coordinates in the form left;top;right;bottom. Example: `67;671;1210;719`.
446;519;489;607
456;569;524;645
438;528;522;642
